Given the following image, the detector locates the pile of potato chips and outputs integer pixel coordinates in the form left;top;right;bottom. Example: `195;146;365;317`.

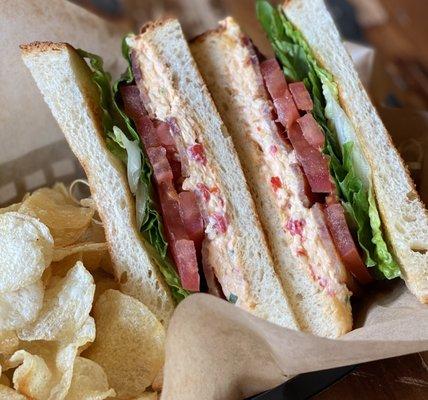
0;183;164;399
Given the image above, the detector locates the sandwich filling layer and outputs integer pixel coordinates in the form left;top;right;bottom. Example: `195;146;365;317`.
127;34;254;307
259;57;372;286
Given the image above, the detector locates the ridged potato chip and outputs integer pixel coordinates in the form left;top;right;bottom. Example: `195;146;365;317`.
19;187;94;247
18;262;95;342
0;281;44;331
0;385;27;399
0;212;53;293
84;290;165;399
65;357;115;400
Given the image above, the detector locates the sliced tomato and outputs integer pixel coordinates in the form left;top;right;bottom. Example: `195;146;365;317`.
324;202;373;284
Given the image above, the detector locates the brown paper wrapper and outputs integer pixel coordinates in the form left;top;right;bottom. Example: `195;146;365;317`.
0;2;427;400
0;0;127;166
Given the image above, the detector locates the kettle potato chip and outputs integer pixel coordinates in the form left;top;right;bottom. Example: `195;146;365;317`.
0;183;166;399
10;316;96;400
0;384;28;399
75;317;96;355
65;357;115;400
19;187;94;247
42;265;53;286
0;281;44;331
18;263;95;342
151;367;163;392
0;202;21;214
52;183;71;198
49;253;82;279
78;220;106;244
0;194;29;216
0;212;53;293
10;350;52;399
0;365;8;386
84;290;165;399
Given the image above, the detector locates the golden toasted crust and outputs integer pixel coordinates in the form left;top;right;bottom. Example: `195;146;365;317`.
140;18;176;34
19;41;71;54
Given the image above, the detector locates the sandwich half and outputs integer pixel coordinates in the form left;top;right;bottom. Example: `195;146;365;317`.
278;0;428;301
21;19;299;329
191;0;428;337
192;18;352;337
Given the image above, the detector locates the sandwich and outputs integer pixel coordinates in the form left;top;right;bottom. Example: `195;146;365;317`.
20;19;299;329
190;0;428;337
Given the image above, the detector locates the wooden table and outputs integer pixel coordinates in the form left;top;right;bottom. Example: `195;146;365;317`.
75;0;428;398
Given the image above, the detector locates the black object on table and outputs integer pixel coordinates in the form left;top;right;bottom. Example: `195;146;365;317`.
248;365;357;399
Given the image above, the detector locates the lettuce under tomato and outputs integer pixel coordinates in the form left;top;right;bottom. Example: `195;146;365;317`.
256;0;399;279
77;47;190;300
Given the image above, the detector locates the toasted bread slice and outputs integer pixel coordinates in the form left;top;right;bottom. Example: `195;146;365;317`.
21;42;175;325
283;0;428;302
191;17;352;338
129;19;299;328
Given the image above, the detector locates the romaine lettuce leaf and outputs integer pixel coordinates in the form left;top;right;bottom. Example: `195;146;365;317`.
321;77;371;189
323;82;400;279
111;126;141;194
256;0;400;279
368;190;400;279
77;47;189;300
